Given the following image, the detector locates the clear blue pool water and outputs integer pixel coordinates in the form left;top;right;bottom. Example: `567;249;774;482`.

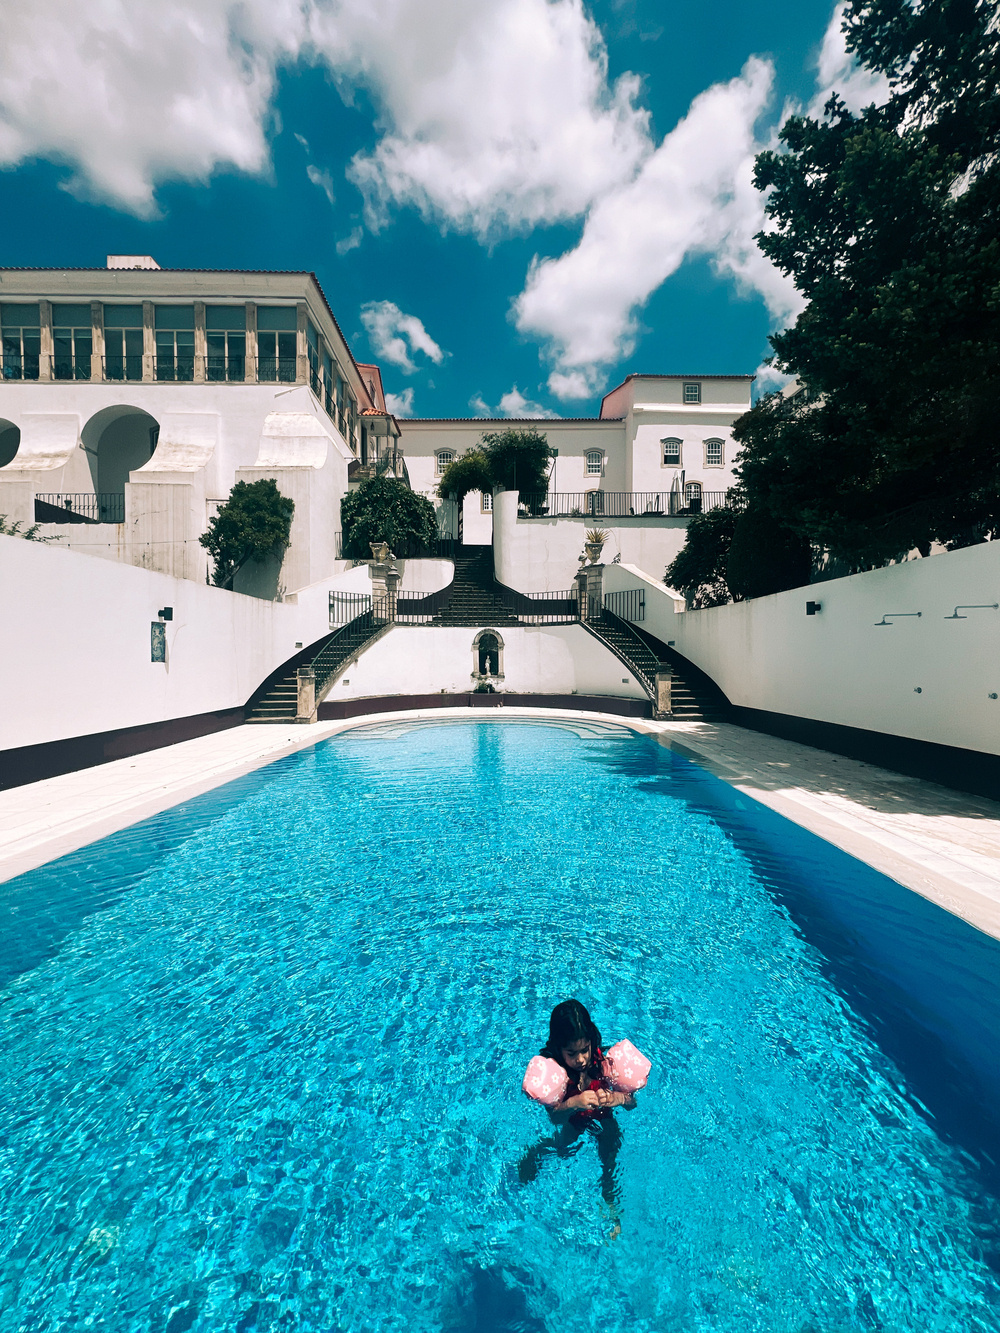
2;718;1000;1333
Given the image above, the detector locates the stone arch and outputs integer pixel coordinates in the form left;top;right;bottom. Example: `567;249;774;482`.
472;628;505;684
81;405;160;496
0;418;20;469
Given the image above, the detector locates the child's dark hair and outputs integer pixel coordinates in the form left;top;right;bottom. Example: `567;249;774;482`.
543;999;603;1067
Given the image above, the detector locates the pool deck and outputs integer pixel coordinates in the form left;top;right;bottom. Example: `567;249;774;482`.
3;708;1000;941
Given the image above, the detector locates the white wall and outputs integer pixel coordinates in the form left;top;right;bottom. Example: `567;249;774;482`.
493;490;690;592
329;624;646;700
658;540;1000;755
603;562;684;643
0;534;334;751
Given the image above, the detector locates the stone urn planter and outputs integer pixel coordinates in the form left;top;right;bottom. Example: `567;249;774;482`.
370;540;390;562
584;541;605;564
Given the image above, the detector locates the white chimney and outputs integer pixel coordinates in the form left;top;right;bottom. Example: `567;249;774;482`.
106;255;160;270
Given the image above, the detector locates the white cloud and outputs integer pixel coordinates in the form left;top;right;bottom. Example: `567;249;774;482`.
752;361;794;399
336;226;364;255
384;387;415;416
811;3;891;117
515;58;778;394
327;0;651;237
359;300;445;374
466;387;558;417
306;164;335;206
469;394;493;417
0;0;307;215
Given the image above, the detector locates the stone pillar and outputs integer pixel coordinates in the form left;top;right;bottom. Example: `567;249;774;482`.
193;300;207;383
296;665;317;723
369;542;391;619
575;562;604;621
384;562;400;622
654;670;673;719
90;300;104;382
38;299;53;382
296;301;309;386
245;301;257;383
142;300;155;383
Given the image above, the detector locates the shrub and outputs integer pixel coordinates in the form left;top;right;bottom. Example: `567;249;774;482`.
437;449;493;503
664;505;739;607
199;479;294;589
0;514;59;543
480;429;553;501
341;474;438;558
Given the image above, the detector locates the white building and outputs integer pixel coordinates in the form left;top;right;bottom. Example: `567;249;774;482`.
0;257;747;598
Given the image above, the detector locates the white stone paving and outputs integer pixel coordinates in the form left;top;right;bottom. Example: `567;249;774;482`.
3;708;1000;941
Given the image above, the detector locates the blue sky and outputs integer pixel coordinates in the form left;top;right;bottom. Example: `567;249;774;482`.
0;0;884;418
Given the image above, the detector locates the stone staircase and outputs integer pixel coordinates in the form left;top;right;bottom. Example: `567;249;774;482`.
245;611;389;723
432;546;520;627
584;611;729;722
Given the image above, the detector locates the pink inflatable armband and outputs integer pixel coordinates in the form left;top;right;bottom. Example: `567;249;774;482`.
603;1039;651;1093
522;1055;570;1107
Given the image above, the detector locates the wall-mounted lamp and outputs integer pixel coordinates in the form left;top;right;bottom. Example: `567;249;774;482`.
806;601;822;616
874;612;922;626
157;606;173;621
944;603;998;619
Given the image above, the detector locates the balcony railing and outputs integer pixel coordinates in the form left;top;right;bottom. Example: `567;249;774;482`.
604;588;645;623
256;356;298;384
204;355;247;383
2;353;40;381
34;493;125;524
103;354;144;383
153;356;195;383
516;490;734;518
52;355;93;382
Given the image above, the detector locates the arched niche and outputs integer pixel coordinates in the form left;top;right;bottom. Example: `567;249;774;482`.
472;628;505;683
0;419;20;469
81;405;160;496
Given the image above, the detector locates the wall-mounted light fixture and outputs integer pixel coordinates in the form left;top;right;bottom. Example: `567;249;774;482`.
874;612;922;626
806;601;822;616
944;603;998;619
157;606;173;621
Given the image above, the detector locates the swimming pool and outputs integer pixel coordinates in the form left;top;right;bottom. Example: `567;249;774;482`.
2;718;999;1332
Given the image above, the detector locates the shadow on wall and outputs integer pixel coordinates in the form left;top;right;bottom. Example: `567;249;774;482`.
0;418;20;468
80;404;159;495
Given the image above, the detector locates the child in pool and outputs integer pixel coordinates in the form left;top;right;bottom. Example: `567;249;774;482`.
517;999;636;1215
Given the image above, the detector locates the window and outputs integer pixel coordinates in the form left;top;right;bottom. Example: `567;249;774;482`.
53;303;93;381
103;305;143;382
257;306;298;382
154;306;194;382
436;450;454;476
481;491;493;513
661;438;682;466
206;306;246;383
585;450;604;476
683;381;701;404
586;490;605;516
705;438;724;467
1;303;40;381
684;481;702;511
322;352;334;416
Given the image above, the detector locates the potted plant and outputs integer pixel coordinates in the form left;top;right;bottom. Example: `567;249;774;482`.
584;529;609;563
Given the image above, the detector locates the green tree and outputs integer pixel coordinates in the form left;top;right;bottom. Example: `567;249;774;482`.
732;0;1000;565
437;448;493;503
664;505;741;608
199;479;294;589
340;474;438;558
480;429;554;503
725;509;812;600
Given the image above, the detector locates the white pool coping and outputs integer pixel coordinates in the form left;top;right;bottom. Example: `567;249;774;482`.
3;707;1000;942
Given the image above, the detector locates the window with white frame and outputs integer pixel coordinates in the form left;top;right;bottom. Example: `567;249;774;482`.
585;449;603;476
684;481;702;505
436;450;454;475
683;381;701;404
704;438;724;467
481;491;493;512
661;438;682;466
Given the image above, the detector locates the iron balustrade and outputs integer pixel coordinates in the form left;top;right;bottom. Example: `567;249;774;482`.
329;591;374;628
604;588;645;623
494;581;580;624
396;582;455;624
256;356;298;384
34;493;126;524
51;355;92;382
153;355;195;383
517;490;734;518
2;352;40;381
102;354;144;383
204;355;247;383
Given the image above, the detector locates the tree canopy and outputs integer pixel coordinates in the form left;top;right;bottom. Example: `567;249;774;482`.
199;479;294;589
340;474;438;558
480;429;554;501
733;0;1000;566
436;448;493;503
